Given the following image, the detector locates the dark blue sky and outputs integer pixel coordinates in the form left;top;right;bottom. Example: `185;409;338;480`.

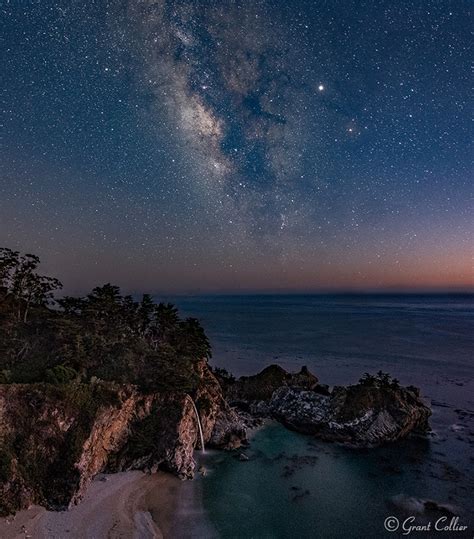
1;0;472;293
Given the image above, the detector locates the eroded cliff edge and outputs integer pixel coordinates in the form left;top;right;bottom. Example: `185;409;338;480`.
0;249;434;518
0;359;245;516
0;363;432;517
221;365;432;447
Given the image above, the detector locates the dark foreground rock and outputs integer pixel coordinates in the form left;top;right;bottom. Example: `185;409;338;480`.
389;494;460;517
0;360;246;516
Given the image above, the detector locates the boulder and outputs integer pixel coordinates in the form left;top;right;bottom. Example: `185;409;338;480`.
270;382;431;447
226;364;319;406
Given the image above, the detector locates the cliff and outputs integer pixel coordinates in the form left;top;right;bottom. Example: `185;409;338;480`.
0;360;246;516
225;364;322;405
0;362;433;517
225;365;431;447
270;383;431;446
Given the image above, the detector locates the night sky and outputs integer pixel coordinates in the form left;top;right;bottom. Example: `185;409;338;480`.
1;1;472;293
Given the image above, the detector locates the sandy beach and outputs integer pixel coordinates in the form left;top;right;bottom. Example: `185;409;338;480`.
0;471;183;539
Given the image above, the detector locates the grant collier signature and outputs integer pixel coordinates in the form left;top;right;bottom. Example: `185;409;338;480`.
384;515;469;535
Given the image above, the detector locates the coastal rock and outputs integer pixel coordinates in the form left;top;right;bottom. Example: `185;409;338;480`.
106;392;201;480
0;384;194;514
0;360;432;517
0;383;128;514
224;364;431;446
390;494;460;517
270;388;331;433
270;382;431;447
194;359;247;449
226;364;319;409
208;406;247;449
0;360;247;516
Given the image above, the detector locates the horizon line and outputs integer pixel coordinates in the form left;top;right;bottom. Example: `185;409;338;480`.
142;288;474;298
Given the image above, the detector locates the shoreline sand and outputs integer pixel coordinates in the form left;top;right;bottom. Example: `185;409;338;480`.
0;438;259;538
0;471;185;539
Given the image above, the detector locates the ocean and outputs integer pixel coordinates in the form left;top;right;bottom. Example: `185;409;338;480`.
168;294;474;538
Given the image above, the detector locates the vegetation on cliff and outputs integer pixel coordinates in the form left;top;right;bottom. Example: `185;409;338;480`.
0;247;248;516
0;382;124;514
0;247;432;516
0;247;210;392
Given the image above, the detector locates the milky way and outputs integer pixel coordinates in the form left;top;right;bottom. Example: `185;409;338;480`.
123;0;326;239
1;0;472;292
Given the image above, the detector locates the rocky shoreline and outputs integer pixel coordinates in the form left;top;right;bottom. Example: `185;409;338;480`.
222;364;431;447
0;362;431;517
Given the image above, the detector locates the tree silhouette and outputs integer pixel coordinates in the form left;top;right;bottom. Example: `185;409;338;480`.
358;371;400;389
0;248;62;322
0;246;213;389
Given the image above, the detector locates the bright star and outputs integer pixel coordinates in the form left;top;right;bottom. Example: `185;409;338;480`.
318;84;324;91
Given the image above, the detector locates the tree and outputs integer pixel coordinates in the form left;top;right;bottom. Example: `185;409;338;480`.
148;302;180;349
177;317;212;359
358;371;400;389
359;372;376;386
57;296;86;316
1;246;214;387
0;248;18;293
0;248;62;322
138;294;154;338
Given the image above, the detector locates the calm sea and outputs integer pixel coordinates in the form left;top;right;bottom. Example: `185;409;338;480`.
167;294;474;538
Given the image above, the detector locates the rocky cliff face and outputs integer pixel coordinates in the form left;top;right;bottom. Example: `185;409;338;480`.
194;359;247;449
270;384;431;447
225;364;321;406
226;365;431;448
0;361;433;517
0;360;246;516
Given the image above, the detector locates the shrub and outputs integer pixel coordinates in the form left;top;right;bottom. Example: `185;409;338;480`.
45;365;79;385
358;371;400;389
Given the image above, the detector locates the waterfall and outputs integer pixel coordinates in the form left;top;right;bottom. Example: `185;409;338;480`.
189;398;205;453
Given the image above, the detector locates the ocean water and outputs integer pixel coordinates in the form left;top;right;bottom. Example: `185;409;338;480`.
169;294;474;538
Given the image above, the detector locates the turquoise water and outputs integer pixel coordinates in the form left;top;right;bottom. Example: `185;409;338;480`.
197;423;470;538
167;295;474;537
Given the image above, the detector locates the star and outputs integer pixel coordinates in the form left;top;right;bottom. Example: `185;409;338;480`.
0;0;470;292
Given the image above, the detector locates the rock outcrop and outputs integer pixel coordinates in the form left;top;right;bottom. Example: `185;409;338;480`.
225;365;431;447
226;364;321;407
194;359;247;449
269;384;431;446
0;360;246;516
0;360;433;517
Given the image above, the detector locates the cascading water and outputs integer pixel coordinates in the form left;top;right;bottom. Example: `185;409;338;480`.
189;398;205;452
